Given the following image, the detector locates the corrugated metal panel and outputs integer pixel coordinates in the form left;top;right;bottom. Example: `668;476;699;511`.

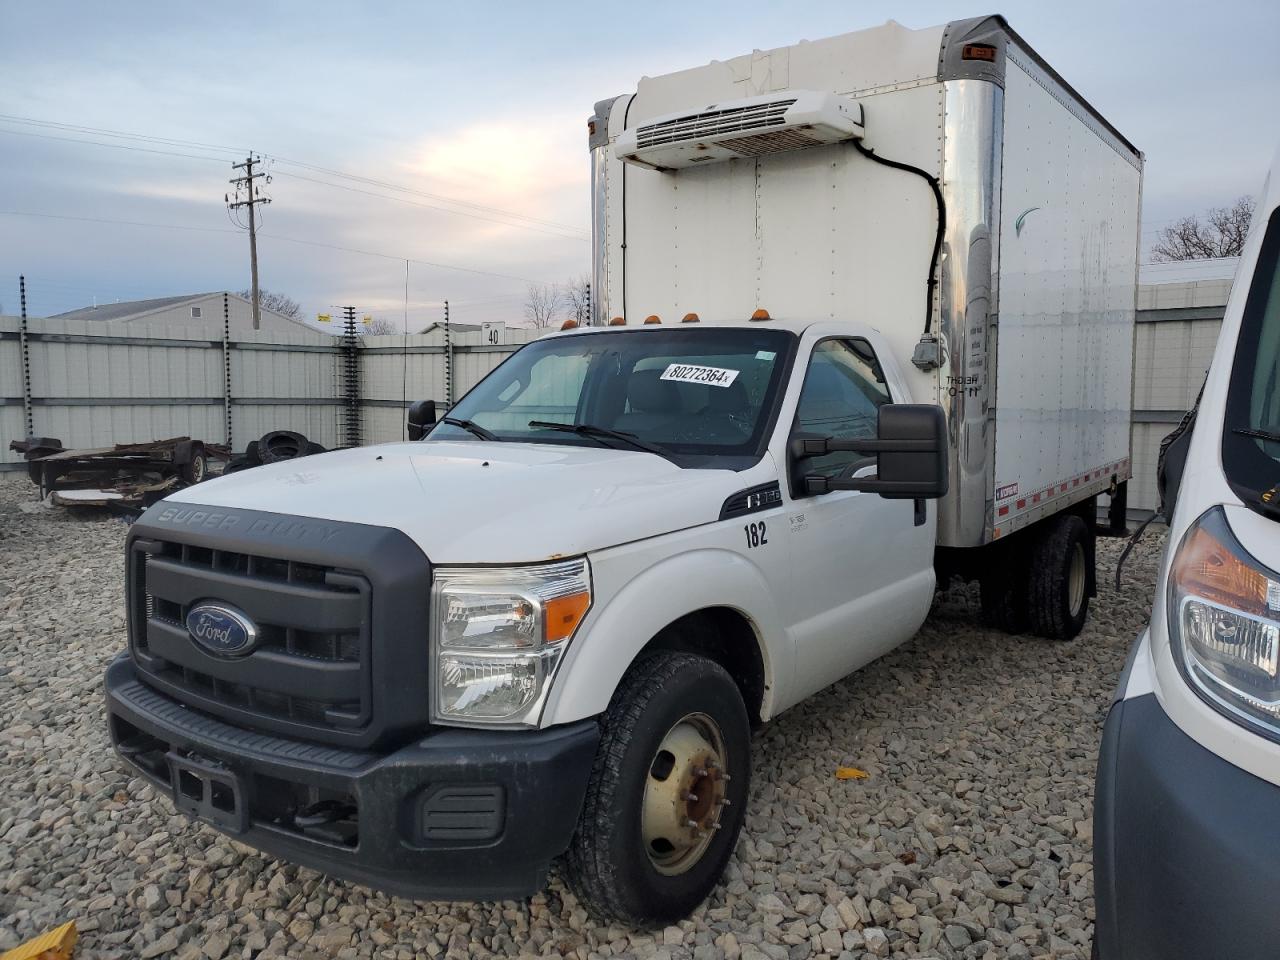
1132;318;1221;412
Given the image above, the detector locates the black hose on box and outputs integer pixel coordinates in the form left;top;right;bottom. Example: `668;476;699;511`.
852;139;946;339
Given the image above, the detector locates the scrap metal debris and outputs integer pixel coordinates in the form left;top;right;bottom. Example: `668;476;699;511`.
9;431;325;513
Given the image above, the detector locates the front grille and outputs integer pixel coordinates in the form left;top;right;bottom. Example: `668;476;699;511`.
635;98;797;149
130;539;372;737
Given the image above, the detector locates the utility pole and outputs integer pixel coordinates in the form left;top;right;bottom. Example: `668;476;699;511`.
226;154;271;330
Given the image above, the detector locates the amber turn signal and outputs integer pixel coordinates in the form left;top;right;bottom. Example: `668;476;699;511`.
544;591;591;643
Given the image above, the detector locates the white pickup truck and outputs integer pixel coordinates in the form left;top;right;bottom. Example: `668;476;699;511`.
105;15;1140;924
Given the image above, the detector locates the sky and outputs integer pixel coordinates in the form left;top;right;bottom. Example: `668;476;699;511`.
2;1;1277;332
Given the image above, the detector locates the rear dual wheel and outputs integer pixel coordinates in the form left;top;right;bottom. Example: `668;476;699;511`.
982;513;1093;641
1027;514;1092;640
562;651;750;925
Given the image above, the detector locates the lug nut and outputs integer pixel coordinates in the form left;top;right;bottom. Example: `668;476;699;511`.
684;792;698;802
685;818;699;829
695;767;708;778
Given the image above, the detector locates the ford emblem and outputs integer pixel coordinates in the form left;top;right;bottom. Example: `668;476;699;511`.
185;602;259;657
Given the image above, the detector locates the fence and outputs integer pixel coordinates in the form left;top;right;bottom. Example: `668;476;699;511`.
1125;264;1234;515
0;313;542;469
2;283;1233;514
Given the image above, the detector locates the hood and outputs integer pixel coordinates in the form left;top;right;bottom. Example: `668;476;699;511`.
164;441;762;563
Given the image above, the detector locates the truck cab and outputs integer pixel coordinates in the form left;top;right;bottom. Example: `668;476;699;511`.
1093;146;1280;959
106;316;947;922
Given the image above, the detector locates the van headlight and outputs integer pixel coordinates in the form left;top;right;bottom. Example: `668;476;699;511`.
431;559;591;725
1169;507;1280;737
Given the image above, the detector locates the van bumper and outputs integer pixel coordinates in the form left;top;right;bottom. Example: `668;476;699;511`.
1094;686;1280;959
104;654;599;901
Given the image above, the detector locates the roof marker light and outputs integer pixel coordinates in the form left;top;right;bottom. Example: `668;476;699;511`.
750;309;771;321
560;319;579;330
644;315;661;324
962;43;998;62
682;312;700;323
609;316;626;326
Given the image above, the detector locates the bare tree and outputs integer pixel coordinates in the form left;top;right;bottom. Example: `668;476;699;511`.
524;282;560;328
362;317;399;336
561;274;591;324
1152;196;1255;262
237;288;304;321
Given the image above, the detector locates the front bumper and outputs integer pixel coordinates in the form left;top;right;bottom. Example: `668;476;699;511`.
1094;687;1280;959
105;654;599;900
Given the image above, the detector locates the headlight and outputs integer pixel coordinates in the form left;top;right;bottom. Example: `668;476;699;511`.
432;558;591;725
1169;507;1280;737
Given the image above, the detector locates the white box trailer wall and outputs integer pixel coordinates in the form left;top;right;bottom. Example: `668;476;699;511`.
588;15;1142;549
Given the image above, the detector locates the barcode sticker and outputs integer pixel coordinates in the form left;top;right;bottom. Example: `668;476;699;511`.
661;363;740;388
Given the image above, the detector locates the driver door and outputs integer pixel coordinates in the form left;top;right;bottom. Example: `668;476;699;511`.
783;337;936;700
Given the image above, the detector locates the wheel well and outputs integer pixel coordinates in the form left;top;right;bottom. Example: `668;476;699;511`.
640;608;767;725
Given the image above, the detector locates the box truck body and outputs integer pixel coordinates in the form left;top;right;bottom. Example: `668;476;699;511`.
588;15;1143;549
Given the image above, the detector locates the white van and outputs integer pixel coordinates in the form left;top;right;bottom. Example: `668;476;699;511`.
1093;145;1280;958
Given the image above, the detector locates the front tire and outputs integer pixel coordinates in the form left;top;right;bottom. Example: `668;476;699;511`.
562;651;751;925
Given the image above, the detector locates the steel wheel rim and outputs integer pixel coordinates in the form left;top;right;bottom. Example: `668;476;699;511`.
1068;542;1086;617
641;712;730;876
191;456;206;482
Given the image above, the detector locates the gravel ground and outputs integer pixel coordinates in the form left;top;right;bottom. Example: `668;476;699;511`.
0;474;1164;960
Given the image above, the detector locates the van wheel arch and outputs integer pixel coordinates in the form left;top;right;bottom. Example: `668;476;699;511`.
637;607;769;726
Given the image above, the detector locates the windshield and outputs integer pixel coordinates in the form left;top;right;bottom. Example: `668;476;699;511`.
428;327;796;468
1223;206;1280;515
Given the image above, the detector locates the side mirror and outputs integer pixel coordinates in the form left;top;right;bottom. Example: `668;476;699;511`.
792;403;948;500
407;399;437;441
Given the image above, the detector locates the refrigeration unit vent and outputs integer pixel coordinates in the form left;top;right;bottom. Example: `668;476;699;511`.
616;90;865;170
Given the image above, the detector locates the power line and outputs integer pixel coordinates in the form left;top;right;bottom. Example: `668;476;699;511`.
0;113;248;154
273;170;588;241
0;127;235;163
257;231;553;285
0;209;559;286
0;113;588;238
1;210;240;234
266;157;587;235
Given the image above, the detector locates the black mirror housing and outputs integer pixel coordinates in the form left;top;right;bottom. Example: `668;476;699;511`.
872;404;948;499
406;399;437;441
794;403;948;500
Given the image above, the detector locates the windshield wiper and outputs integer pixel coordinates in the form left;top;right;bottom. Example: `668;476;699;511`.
527;420;676;462
1236;427;1280;444
441;416;499;441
